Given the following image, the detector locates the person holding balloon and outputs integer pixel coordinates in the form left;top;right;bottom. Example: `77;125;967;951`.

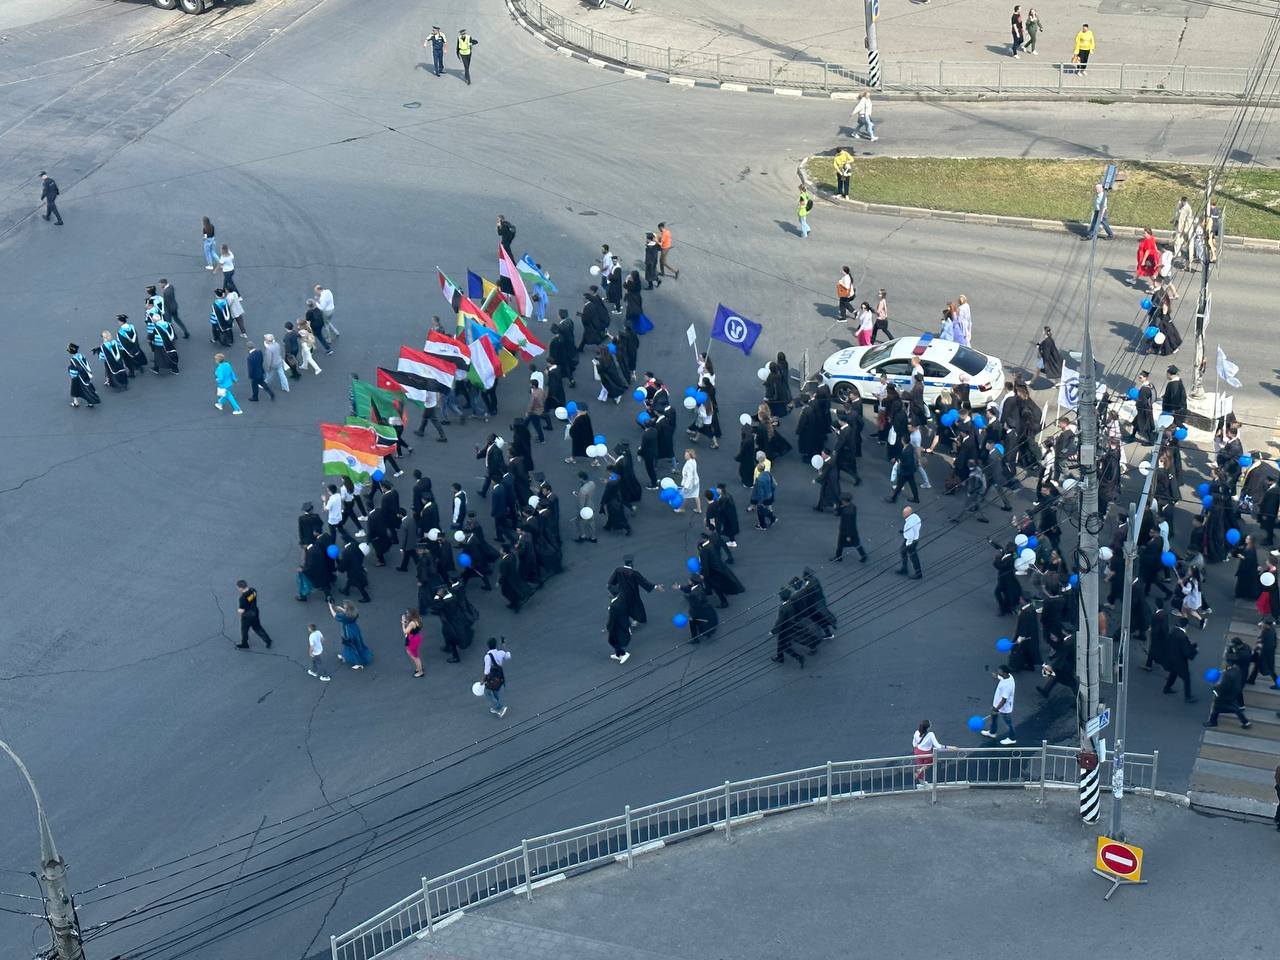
674;575;718;644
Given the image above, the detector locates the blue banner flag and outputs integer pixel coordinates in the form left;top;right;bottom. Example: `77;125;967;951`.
466;270;485;301
710;304;762;356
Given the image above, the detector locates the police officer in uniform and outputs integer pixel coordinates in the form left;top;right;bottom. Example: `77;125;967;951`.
425;26;447;76
235;580;273;649
456;29;477;85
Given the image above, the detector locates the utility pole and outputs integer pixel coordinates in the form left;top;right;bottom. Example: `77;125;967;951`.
864;0;881;89
0;740;85;960
1190;172;1215;399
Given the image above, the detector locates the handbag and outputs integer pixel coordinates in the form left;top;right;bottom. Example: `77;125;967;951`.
634;312;654;335
216;387;227;398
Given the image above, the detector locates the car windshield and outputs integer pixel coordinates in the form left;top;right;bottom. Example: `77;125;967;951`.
951;345;989;376
861;344;893;368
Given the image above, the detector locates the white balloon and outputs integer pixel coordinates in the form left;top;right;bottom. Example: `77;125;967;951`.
810;454;824;470
683;396;697;410
1154;331;1167;344
427;528;440;542
1262;571;1277;587
589;264;601;276
471;682;485;697
579;507;594;520
454;530;466;543
587;444;600;458
494;436;505;448
757;367;770;382
554;406;568;421
660;477;677;490
1014;534;1028;547
1138;461;1152;476
528;496;541;509
739;413;752;426
1019;547;1036;562
1099;546;1113;562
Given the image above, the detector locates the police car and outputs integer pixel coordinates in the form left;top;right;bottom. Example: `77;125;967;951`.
820;335;1005;406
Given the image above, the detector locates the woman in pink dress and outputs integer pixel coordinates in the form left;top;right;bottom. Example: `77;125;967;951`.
402;609;424;677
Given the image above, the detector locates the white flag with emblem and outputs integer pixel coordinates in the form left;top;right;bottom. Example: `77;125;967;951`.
1216;345;1241;389
1058;367;1080;410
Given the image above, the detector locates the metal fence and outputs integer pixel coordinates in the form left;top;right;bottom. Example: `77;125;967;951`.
330;743;1159;960
510;0;1269;98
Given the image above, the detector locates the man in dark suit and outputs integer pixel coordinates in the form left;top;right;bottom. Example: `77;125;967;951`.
39;172;63;225
158;279;190;339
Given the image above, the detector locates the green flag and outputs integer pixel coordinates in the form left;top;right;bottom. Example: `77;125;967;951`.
345;416;397;445
351;378;400;421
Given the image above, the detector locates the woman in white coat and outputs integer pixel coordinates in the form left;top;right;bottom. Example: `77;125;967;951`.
676;448;701;514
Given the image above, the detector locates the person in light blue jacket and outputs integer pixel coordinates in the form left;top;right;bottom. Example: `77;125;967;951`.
213;352;243;414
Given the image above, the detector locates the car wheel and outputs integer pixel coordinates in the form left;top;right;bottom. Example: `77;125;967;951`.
832;382;855;404
177;0;206;14
153;0;179;9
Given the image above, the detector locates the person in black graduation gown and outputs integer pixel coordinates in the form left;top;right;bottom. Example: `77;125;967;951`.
792;568;836;642
764;359;792;418
608;557;659;625
813;449;841;512
992;541;1021;614
639;420;661;489
707;484;741;545
1234;535;1261;599
605;593;632;662
418;493;441;538
567;408;595;462
1248;623;1277;685
514;525;542;588
770;589;815;666
596;344;628;402
1037;632;1077;698
1036;326;1063;382
612;442;644;508
698;532;745;608
833;411;862;485
477;434;506;496
545;361;568;412
96;331;130;390
833;495;867;562
460;520;497;590
1039;575;1067;645
529;510;561;578
735;423;757;488
429;585;467;662
675;574;718;643
1129;371;1156;443
337;539;371;602
1161;365;1188;423
795;399;828;462
1159;623;1198;701
66;343;100;408
655;407;678;472
301;535;336;601
578;289;610;353
606;262;624;313
364;501;396;566
1010;597;1041;672
550;318;578;387
600;473;631;535
510;419;535;473
497;543;533;612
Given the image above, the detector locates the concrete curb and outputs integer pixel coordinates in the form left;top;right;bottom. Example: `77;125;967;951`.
797;157;1280;254
503;0;1278;107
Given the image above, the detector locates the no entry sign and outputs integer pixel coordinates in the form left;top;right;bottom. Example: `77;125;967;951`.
1095;836;1144;882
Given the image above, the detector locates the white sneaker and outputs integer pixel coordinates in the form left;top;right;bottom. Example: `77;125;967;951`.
319;674;331;682
214;402;223;410
618;652;631;664
490;707;500;715
609;654;620;660
498;706;508;718
232;409;244;415
868;135;879;141
307;669;318;677
205;265;215;270
394;470;404;477
355;530;366;538
980;730;996;738
1000;737;1017;745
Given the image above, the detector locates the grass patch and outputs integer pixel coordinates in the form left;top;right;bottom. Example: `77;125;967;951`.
804;156;1280;240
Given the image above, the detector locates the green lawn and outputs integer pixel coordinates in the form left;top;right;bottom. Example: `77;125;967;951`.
804;156;1280;240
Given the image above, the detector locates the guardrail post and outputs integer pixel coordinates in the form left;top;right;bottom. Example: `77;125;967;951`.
1119;62;1125;92
422;877;433;934
823;61;829;91
1150;750;1159;799
716;53;722;83
624;805;634;868
1058;64;1063;93
930;754;938;805
826;761;834;813
623;38;629;63
330;934;339;960
723;781;732;841
1039;741;1048;803
1181;64;1188;93
588;28;595;56
938;61;943;88
667;47;672;74
521;840;533;901
997;59;1002;93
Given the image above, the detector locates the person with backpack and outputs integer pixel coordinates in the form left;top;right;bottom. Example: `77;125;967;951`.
797;187;812;238
482;637;510;716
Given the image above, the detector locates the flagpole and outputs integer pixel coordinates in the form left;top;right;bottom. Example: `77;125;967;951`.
1214;344;1221;435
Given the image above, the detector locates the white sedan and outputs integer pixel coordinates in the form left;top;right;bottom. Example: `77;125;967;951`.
820;336;1005;406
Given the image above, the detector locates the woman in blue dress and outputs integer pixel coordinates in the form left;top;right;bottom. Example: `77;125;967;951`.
329;600;373;669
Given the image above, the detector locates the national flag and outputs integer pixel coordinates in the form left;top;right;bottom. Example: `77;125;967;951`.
1216;345;1242;389
517;254;557;294
397;346;455;391
466;325;499;389
351;377;401;421
710;304;763;356
492;299;546;361
456;293;496;337
467;270;485;301
498;243;533;317
345;416;398;452
437;269;463;313
424;330;469;371
321;424;385;481
379;366;438;405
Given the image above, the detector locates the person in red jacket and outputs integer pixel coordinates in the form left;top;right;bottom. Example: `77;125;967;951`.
1135;227;1160;288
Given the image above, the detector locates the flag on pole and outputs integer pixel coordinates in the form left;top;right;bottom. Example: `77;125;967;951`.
466;325;499;389
710;304;763;356
467;270;485;301
351;377;401;421
396;346;455;391
498;243;533;317
517;254;557;294
381;366;445;405
437;269;463;313
1216;345;1242;388
344;416;398;452
321;423;385;481
456;293;496;336
424;329;469;372
491;298;546;361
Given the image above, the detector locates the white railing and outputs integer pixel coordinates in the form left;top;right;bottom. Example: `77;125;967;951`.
330;742;1159;960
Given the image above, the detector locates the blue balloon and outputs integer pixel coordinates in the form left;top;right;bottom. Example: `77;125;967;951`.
594;434;606;445
1226;528;1241;545
1202;495;1213;508
669;492;684;510
1027;536;1038;550
1141;297;1153;310
607;342;617;354
1145;326;1158;339
995;637;1014;653
1239;454;1253;468
673;613;689;628
696;390;708;404
686;557;701;573
993;443;1005;455
633;387;646;402
637;411;651;425
326;544;340;559
684;386;697;398
1204;668;1222;684
967;715;986;732
1174;427;1188;441
1127;387;1139;400
709;488;720;500
372;469;385;482
1196;482;1210;497
608;473;619;482
973;414;987;429
1069;573;1079;587
566;401;578;415
458;552;472;568
1161;550;1177;568
941;410;959;427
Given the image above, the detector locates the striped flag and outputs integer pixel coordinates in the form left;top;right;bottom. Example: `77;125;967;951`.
437;269;463;313
517;254;557;294
321;423;385;481
351;377;401;421
345;416;398;452
397;346;455;391
424;330;469;372
491;298;545;362
378;367;434;405
456;292;497;337
498;243;533;317
466;324;499;389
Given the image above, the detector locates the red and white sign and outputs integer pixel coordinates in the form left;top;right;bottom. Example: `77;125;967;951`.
1095;837;1143;881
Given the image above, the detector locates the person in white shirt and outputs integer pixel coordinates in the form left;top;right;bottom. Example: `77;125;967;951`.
307;625;331;681
600;245;617;276
313;284;339;337
482;637;510;717
981;665;1017;743
955;295;972;346
676;448;701;513
897;506;922;578
226;289;247;338
912;719;949;785
324;484;354;544
218;244;239;294
851;91;877;141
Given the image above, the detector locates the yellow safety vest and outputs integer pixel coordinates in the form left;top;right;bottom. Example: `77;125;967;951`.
458;36;472;55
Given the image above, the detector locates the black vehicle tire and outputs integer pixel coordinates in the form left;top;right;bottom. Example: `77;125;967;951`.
177;0;206;14
153;0;179;10
832;382;855;404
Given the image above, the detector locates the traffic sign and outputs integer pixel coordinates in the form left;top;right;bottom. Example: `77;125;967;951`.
1086;709;1111;739
1095;836;1143;882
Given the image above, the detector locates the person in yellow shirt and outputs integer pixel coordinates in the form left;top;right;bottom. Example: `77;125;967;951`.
1073;23;1095;74
832;149;854;199
797;188;812;238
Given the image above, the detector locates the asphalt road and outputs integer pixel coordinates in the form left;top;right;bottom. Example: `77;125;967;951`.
0;2;1276;959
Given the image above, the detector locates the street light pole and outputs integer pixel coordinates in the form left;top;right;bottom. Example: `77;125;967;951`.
863;0;882;88
1191;172;1215;399
0;739;85;960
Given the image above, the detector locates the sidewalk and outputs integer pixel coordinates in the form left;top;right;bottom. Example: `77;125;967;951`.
397;790;1273;960
536;0;1264;74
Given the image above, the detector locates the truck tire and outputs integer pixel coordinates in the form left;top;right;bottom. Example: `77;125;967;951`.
153;0;179;10
177;0;206;14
